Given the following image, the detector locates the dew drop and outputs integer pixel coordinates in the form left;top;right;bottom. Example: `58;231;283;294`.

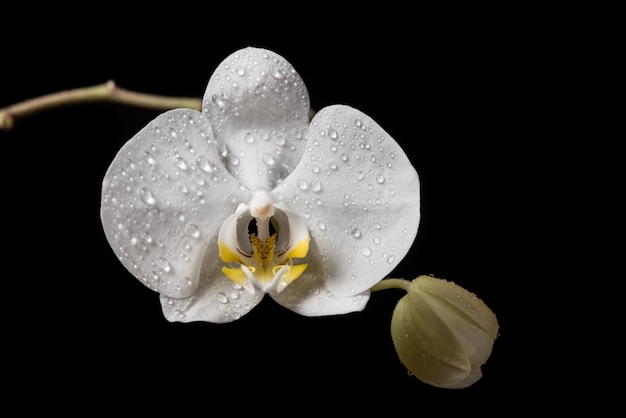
310;179;322;192
387;255;396;264
328;128;338;139
356;170;365;180
350;228;362;238
193;176;206;186
243;132;255;144
174;156;188;171
271;67;284;79
212;95;227;107
216;292;229;304
297;179;308;190
229;155;240;166
316;220;326;230
197;156;215;173
185;223;200;238
236;66;245;76
142;231;154;244
376;173;385;184
143;151;156;166
273;135;286;146
139;187;156;205
373;236;381;245
262;152;276;167
157;257;171;273
361;247;372;257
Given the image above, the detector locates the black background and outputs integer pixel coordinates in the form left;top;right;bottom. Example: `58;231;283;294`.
1;6;562;415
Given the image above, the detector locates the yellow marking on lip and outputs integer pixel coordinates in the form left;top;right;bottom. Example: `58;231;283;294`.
218;239;245;264
284;237;310;260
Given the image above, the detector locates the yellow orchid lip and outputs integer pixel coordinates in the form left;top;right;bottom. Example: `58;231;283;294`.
218;201;310;295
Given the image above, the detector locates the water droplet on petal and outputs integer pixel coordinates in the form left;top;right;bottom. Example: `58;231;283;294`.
273;135;286;146
174;211;185;222
244;132;255;144
174;156;188;171
197;156;216;173
271;67;284;79
229;155;240;166
236;66;245;76
361;247;372;257
356;171;365;180
157;257;171;273
351;228;362;238
216;292;229;304
297;180;308;190
142;231;153;244
262;152;276;167
317;220;326;230
373;236;381;245
212;95;227;107
376;174;385;184
139;187;156;205
143;151;156;166
328;128;338;139
310;179;322;192
185;223;200;238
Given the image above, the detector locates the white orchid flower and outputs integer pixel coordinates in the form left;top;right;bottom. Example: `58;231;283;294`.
100;46;420;323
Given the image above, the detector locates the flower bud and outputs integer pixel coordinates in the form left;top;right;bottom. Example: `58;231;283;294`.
390;275;498;388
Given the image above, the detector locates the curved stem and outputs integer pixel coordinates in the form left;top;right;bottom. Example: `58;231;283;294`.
0;80;201;130
370;278;412;292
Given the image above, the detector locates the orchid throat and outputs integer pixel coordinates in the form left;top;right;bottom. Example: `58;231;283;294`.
218;190;310;296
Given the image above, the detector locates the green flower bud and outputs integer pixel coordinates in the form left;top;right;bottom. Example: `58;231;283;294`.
390;275;498;389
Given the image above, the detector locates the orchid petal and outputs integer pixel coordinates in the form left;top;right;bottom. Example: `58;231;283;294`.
273;105;420;297
101;109;246;298
160;235;264;323
203;47;311;190
271;244;370;316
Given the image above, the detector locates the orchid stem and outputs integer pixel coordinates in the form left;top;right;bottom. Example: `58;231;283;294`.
370;278;412;292
0;80;202;131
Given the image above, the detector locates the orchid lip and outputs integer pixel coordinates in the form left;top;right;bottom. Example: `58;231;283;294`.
218;201;310;295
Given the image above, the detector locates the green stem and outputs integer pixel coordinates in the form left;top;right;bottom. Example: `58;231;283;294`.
0;80;201;130
370;278;412;292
